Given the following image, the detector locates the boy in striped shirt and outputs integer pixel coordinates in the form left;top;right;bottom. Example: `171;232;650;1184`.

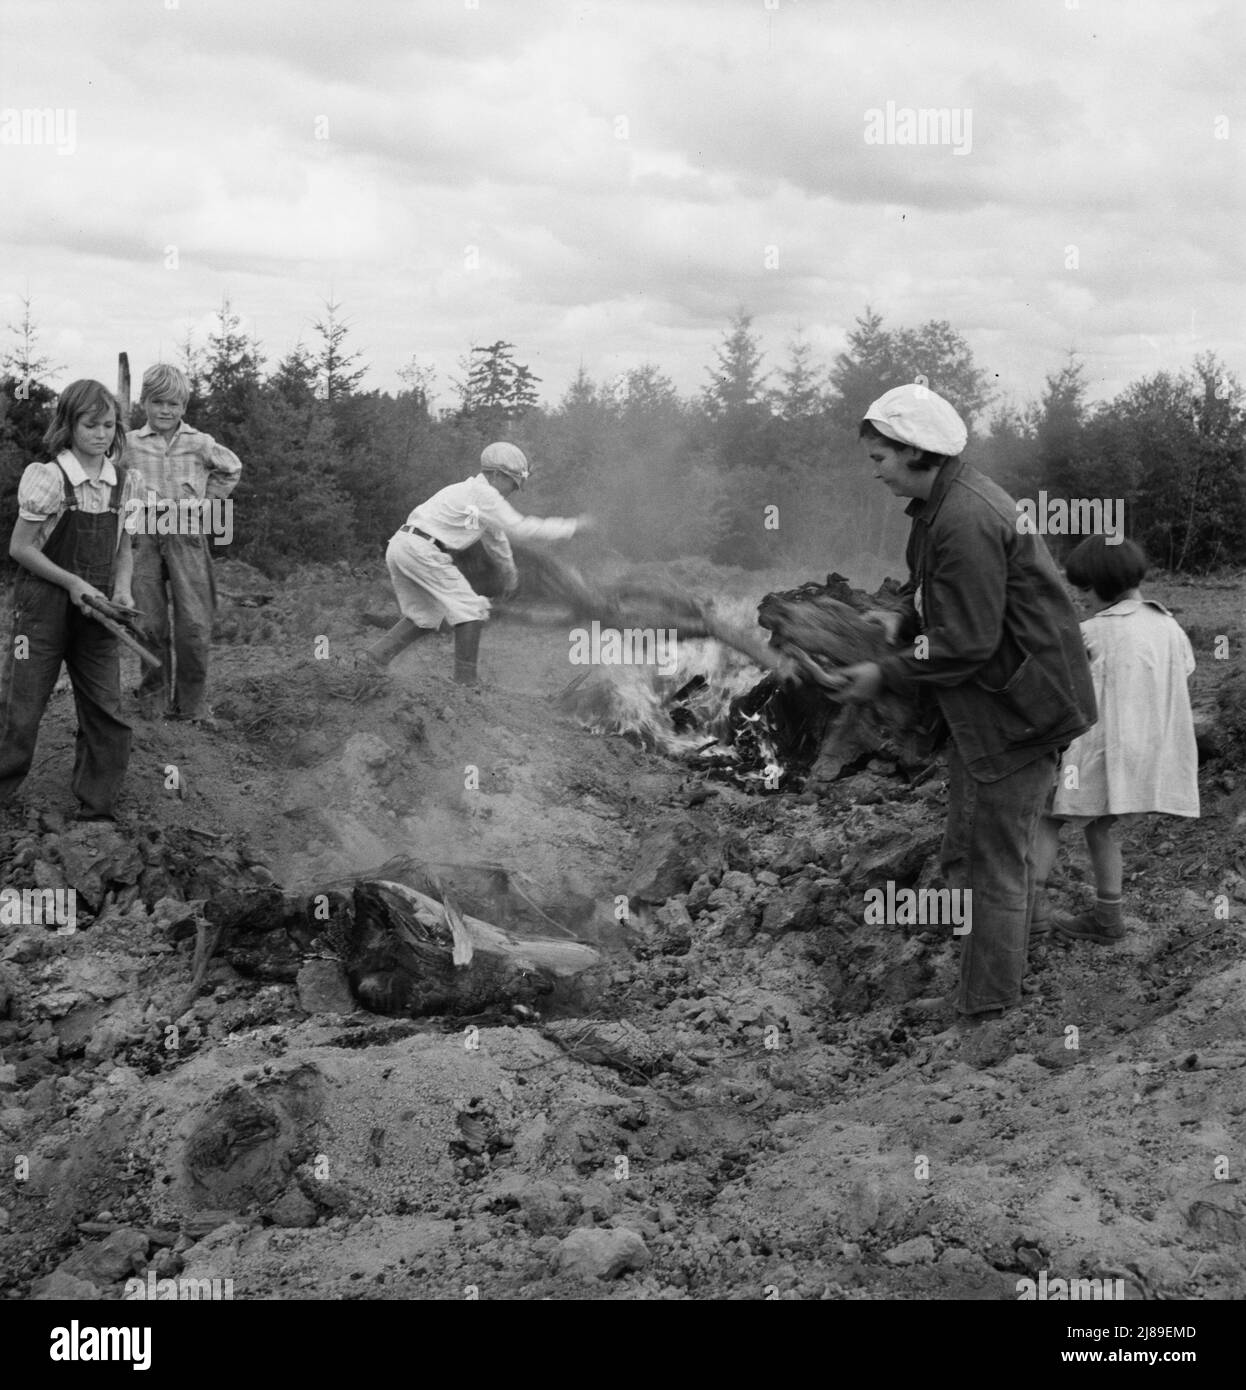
123;365;241;727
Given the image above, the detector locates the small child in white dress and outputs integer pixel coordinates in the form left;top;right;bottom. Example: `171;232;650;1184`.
1031;535;1200;945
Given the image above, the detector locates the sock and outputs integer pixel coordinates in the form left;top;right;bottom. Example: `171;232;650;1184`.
1031;883;1052;925
1094;894;1123;929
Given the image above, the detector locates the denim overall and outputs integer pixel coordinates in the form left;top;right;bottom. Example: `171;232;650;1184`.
0;463;133;816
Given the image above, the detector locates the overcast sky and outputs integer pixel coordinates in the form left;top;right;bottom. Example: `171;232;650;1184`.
0;0;1241;419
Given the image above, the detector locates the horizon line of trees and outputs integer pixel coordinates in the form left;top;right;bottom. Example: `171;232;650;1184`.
1;295;1243;579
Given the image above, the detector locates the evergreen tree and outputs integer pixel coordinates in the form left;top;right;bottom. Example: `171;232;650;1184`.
612;363;684;441
510;362;542;416
0;294;58;447
540;365;614;504
2;294;60;398
458;341;515;418
396;354;436;419
561;362;603;417
313;299;367;403
269;341;319;408
770;328;832;477
827;307;902;434
1030;352;1087;499
455;341;540;434
1;296;59;559
701;310;778;565
704;308;770;420
200;296;262;450
173;328;207;424
773;328;823;423
234;388;354;572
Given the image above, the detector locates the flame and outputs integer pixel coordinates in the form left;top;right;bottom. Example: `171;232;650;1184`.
561;598;789;789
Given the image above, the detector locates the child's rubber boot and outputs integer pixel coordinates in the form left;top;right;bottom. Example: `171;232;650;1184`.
453;620;484;686
1055;895;1125;945
363;618;424;669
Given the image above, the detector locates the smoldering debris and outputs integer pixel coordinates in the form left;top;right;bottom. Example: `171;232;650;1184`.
544;565;938;791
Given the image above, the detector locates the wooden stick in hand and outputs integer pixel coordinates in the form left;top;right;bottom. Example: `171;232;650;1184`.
83;595;162;669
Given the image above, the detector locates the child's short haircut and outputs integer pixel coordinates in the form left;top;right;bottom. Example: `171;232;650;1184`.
42;379;126;461
857;419;949;471
140;363;191;405
1064;535;1148;603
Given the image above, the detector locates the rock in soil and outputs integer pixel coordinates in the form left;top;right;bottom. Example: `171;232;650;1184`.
59;1227;150;1284
30;1269;103;1300
550;1227;650;1280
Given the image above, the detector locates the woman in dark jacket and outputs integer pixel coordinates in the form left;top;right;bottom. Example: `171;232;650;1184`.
835;383;1096;1022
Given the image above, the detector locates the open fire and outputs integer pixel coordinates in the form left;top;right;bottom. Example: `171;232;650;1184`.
556;598;767;753
549;570;932;792
554;596;820;792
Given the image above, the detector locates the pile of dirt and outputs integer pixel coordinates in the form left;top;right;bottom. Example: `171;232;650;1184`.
4;763;1244;1300
0;560;1243;1301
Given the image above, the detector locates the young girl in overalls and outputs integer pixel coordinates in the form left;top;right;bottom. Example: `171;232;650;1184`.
0;380;145;821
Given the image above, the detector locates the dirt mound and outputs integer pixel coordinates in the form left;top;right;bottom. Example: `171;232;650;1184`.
1;562;1243;1301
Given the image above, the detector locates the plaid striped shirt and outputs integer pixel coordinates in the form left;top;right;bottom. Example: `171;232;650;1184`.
123;422;242;501
17;451;147;551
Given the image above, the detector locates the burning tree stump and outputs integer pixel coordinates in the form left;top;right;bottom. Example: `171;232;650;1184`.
757;575;907;722
511;551;937;791
736;573;934;787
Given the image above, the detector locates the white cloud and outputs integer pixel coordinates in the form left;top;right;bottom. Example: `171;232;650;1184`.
0;0;1240;414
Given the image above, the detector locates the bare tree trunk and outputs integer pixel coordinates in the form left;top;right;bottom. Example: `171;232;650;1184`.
1175;451;1202;573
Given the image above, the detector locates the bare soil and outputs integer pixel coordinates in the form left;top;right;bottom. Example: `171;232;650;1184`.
0;560;1243;1301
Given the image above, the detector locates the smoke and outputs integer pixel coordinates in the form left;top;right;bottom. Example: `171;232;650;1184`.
592;439;910;590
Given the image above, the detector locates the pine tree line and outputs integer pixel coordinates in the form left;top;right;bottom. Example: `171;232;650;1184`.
1;298;1242;577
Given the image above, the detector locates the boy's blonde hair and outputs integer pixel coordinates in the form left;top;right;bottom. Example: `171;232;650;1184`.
140;363;191;405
